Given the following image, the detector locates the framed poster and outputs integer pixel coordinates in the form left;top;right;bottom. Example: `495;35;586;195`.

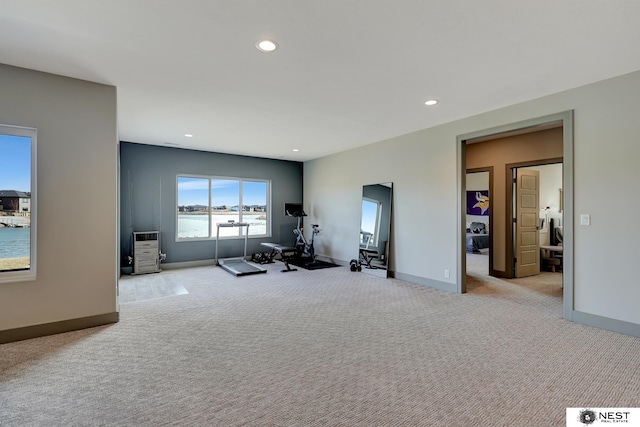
467;190;489;216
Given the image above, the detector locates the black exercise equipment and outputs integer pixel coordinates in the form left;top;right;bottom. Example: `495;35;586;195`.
358;231;381;269
251;252;271;264
349;259;362;272
260;242;298;272
294;223;320;262
284;203;321;263
359;247;380;269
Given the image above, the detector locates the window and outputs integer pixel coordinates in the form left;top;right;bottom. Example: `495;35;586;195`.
0;124;37;282
177;175;270;240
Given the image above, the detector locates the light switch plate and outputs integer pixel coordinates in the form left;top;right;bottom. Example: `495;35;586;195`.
580;214;590;226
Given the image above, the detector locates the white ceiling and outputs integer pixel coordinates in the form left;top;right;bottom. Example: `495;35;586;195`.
1;1;640;161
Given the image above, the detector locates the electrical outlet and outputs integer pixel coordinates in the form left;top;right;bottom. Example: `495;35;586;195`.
444;269;450;278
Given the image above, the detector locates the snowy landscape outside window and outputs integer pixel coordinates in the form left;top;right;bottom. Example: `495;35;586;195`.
176;175;269;240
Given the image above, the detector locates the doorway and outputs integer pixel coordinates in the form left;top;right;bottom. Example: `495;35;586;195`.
465;168;493;276
508;161;563;279
457;111;574;320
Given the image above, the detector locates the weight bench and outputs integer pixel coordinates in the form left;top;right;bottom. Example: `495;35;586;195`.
359;246;380;269
261;243;298;272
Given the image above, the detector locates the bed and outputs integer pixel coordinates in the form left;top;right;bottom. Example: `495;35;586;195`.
466;222;489;253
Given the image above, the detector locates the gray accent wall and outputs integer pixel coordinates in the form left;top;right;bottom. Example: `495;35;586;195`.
120;142;303;264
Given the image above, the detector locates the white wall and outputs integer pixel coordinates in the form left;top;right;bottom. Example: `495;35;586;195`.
522;163;563;245
305;70;640;328
0;64;118;332
535;164;563;215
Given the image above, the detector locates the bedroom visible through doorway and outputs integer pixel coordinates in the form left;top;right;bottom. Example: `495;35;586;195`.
458;111;573;323
465;168;492;276
465;158;564;298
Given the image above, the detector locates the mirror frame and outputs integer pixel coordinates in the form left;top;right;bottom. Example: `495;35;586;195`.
359;182;392;278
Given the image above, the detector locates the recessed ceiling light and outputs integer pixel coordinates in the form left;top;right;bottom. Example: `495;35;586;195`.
425;99;438;106
184;134;193;138
292;148;300;152
256;39;278;52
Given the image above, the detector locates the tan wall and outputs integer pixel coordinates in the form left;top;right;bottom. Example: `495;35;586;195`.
465;127;563;272
0;64;118;333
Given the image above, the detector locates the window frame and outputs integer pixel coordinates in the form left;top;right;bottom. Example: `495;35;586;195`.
175;174;271;241
0;124;37;283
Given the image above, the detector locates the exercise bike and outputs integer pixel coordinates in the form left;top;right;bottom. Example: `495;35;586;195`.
285;203;320;264
293;222;320;263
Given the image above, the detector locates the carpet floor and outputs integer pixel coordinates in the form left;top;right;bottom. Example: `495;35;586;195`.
1;261;638;426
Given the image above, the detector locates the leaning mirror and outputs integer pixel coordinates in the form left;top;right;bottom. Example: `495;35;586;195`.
358;182;392;278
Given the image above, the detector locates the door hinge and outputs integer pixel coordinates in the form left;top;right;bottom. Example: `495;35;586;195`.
512;218;517;224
